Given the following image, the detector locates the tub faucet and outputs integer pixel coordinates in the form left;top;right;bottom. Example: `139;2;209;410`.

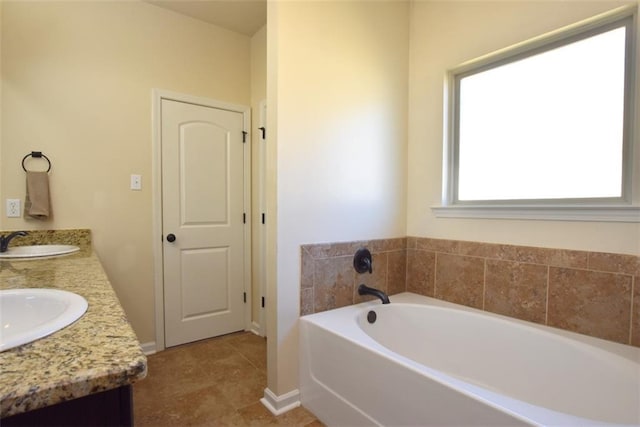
358;284;390;304
0;231;29;253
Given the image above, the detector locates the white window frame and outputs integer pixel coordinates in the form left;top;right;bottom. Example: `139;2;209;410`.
433;5;640;222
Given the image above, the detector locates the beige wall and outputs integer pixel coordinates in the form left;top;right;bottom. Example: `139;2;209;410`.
0;1;251;343
407;1;640;256
267;0;409;397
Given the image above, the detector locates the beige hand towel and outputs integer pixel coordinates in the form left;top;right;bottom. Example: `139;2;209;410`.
24;171;51;220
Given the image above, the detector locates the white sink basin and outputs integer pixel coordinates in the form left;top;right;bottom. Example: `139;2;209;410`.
0;245;80;259
0;288;88;352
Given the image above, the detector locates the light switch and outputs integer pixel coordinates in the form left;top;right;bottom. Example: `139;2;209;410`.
130;174;142;191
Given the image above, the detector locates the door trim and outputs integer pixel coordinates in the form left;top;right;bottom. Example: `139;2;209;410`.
251;99;267;337
151;89;252;351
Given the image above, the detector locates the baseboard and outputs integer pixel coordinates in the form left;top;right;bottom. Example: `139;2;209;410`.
250;321;264;337
140;341;157;355
260;388;300;416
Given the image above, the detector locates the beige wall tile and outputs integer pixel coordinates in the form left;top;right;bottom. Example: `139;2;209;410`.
313;257;355;312
301;247;314;289
306;241;364;259
435;253;484;309
407;236;417;249
300;288;314;316
458;241;515;260
548;267;632;344
407;249;435;297
547;249;589;269
513;246;551;265
588;252;640;276
369;237;407;252
417;238;459;254
387;250;407;296
484;260;547;324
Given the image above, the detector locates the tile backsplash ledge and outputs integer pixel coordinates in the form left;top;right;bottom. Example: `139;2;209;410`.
301;237;639;348
0;229;91;249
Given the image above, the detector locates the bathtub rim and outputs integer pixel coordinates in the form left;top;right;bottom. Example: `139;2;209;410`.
299;292;640;426
302;292;639;362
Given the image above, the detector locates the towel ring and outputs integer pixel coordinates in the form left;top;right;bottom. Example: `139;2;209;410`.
22;151;52;173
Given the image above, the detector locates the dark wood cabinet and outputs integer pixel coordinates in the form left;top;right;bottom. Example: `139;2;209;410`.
2;385;133;427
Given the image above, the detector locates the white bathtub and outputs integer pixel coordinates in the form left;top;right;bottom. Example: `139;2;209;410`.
299;292;640;426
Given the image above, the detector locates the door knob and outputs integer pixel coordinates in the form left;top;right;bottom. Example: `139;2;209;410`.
166;233;176;243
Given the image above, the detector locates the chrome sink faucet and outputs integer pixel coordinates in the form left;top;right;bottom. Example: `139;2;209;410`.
0;231;29;253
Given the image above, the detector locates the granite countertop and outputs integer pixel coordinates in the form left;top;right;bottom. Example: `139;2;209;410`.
0;229;147;418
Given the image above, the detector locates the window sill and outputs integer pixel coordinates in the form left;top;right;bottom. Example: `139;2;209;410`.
431;204;640;222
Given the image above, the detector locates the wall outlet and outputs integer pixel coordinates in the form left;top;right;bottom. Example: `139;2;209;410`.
6;199;21;217
130;174;142;191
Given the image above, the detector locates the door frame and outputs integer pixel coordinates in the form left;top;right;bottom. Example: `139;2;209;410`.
253;99;267;337
151;89;252;352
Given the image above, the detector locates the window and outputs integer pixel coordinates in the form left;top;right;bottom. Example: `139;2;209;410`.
436;6;639;222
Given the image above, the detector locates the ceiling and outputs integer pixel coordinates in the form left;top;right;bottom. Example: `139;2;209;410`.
145;0;266;36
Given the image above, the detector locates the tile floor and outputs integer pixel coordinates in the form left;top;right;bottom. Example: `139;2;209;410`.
133;332;323;426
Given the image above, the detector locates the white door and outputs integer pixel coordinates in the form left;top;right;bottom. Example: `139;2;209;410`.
161;98;246;347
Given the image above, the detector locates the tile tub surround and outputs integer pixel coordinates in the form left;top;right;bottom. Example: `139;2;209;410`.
301;238;407;315
301;237;640;347
0;230;147;417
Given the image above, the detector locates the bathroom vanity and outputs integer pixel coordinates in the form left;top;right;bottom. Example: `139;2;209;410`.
0;229;147;426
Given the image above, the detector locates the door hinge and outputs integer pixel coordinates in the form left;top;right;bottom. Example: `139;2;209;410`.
258;127;266;140
261;213;265;224
242;131;247;143
243;213;246;224
243;292;247;303
261;296;265;308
